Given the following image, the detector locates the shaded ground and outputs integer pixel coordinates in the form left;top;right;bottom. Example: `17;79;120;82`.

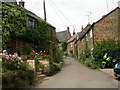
34;56;118;88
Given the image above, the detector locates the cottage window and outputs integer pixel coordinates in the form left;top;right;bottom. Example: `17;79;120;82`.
27;17;35;28
90;29;93;38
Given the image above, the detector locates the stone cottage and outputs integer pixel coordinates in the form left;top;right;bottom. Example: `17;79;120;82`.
75;4;120;58
2;0;58;55
93;5;120;44
75;24;92;58
56;27;71;50
67;31;77;56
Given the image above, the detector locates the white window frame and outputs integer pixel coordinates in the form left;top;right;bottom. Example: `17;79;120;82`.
90;29;93;38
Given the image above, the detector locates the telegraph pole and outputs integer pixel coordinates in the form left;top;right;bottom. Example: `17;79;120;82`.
43;0;47;21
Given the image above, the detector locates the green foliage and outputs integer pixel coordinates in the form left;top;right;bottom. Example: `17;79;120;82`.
48;47;63;76
53;46;63;63
22;45;33;55
20;55;28;61
2;3;51;51
35;60;44;72
62;41;67;52
79;49;86;61
93;40;120;65
74;46;78;58
2;52;29;71
2;3;27;49
2;70;35;88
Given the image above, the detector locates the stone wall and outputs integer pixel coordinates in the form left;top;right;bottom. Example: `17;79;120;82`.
87;31;93;49
93;8;120;44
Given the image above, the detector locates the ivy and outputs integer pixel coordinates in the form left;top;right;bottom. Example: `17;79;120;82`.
2;3;26;49
2;3;51;51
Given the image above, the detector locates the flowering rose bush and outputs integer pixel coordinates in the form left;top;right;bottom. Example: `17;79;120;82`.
29;51;36;58
2;50;29;71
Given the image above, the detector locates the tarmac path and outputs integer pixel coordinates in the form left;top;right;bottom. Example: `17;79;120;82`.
34;56;118;88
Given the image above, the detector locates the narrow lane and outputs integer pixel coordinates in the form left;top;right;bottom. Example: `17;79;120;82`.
34;57;118;88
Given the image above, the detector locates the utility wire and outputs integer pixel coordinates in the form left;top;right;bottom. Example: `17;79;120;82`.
49;0;76;31
47;0;67;28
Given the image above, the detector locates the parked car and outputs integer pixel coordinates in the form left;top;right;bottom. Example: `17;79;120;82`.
114;62;120;78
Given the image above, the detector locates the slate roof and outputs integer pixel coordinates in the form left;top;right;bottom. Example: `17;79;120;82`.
23;8;56;29
1;0;56;29
56;30;68;42
75;24;92;43
0;0;17;5
67;34;77;44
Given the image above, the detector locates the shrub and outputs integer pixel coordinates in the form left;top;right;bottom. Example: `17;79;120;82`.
61;41;67;52
35;59;44;72
22;45;33;55
2;50;29;71
2;70;35;88
20;55;27;61
92;40;120;65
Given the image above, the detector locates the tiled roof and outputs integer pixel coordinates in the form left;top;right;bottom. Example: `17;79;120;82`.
67;34;77;44
0;0;17;4
56;30;68;42
75;24;92;43
1;1;56;29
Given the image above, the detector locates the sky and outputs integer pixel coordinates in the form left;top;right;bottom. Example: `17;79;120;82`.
16;0;119;34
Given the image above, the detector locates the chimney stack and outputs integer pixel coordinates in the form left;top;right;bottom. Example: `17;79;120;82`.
73;30;76;35
67;27;70;32
118;1;120;8
19;0;25;7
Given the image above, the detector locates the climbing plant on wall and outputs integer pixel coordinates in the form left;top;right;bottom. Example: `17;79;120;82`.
2;2;27;49
2;3;51;51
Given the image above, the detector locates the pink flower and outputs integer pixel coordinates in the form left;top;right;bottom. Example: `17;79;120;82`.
17;57;22;61
17;66;20;68
12;55;17;59
14;53;18;57
10;62;12;64
9;54;12;57
2;53;6;57
3;50;7;53
5;55;9;60
18;62;20;64
4;62;7;64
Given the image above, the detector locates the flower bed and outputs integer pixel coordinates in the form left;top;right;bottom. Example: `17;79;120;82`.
2;50;29;71
2;50;35;88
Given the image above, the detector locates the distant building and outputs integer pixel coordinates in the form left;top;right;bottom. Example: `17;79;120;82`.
75;5;120;58
67;32;77;56
75;24;92;57
56;27;71;43
56;27;71;50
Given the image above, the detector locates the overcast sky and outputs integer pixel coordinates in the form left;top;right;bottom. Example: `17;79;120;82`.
16;0;119;34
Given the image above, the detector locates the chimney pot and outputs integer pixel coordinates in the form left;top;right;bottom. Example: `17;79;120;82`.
19;0;25;7
73;30;76;35
67;27;69;31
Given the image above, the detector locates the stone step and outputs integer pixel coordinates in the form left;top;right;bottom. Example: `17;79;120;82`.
36;72;42;76
34;74;46;84
37;74;46;78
